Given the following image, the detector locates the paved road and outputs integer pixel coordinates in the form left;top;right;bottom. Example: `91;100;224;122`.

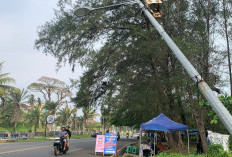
0;137;137;157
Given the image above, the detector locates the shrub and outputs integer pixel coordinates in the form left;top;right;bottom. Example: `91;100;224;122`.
155;153;205;157
156;153;185;157
207;144;229;157
229;135;232;151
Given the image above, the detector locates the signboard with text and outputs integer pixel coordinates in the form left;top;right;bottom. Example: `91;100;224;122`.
104;133;117;155
95;135;105;153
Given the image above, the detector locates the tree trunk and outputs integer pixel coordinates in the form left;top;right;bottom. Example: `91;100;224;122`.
102;116;106;134
151;57;168;113
13;106;20;132
74;120;77;131
177;96;187;124
177;131;184;152
48;89;51;102
78;126;81;134
14;122;17;132
151;57;166;98
195;109;208;153
0;96;5;107
88;125;91;135
187;85;208;153
206;0;210;78
168;132;176;148
83;118;86;135
222;0;232;96
45;121;47;138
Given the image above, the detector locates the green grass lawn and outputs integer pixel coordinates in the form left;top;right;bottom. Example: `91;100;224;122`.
71;135;91;139
0;125;31;132
0;127;13;132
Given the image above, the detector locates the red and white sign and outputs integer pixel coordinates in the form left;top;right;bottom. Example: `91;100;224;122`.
95;135;105;153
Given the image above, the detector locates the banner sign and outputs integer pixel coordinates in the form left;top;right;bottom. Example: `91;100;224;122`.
104;133;117;154
95;135;105;153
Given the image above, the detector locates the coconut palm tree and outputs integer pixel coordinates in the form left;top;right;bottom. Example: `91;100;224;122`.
0;62;15;107
27;106;40;132
71;115;83;133
56;102;77;126
27;94;36;107
8;88;29;131
37;97;42;110
82;105;99;134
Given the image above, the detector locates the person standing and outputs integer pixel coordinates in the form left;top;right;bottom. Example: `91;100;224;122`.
117;132;120;141
65;125;71;147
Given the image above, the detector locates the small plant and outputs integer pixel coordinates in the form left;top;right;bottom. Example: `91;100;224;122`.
229;135;232;151
155;153;205;157
207;144;229;157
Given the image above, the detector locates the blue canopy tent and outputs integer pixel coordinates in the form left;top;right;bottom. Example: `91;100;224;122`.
140;113;188;131
139;113;189;156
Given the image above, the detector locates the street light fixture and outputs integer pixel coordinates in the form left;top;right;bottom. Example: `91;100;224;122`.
74;0;232;135
74;6;93;17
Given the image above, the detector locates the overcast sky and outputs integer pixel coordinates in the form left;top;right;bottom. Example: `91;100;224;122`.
0;0;103;121
0;0;83;92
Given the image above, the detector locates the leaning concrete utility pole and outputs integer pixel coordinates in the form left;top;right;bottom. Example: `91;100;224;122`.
135;0;232;134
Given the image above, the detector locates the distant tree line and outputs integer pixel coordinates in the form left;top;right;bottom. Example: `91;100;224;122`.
0;62;98;134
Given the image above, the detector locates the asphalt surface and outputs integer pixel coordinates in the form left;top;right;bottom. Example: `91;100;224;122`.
0;137;137;157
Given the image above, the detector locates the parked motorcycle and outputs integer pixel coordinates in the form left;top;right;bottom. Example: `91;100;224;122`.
53;136;69;156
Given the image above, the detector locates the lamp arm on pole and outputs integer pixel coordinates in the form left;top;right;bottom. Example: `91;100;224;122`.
92;1;137;11
74;1;137;17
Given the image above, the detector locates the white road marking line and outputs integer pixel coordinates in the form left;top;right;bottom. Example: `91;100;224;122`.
0;145;50;155
69;148;83;152
0;144;53;149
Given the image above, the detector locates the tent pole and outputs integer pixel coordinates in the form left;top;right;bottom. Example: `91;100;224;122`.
154;132;155;157
187;130;190;154
139;129;142;157
179;131;181;154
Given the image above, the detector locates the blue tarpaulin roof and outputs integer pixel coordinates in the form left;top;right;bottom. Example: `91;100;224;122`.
140;113;188;132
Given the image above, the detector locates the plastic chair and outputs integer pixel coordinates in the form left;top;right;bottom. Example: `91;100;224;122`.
126;145;132;153
132;147;137;154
